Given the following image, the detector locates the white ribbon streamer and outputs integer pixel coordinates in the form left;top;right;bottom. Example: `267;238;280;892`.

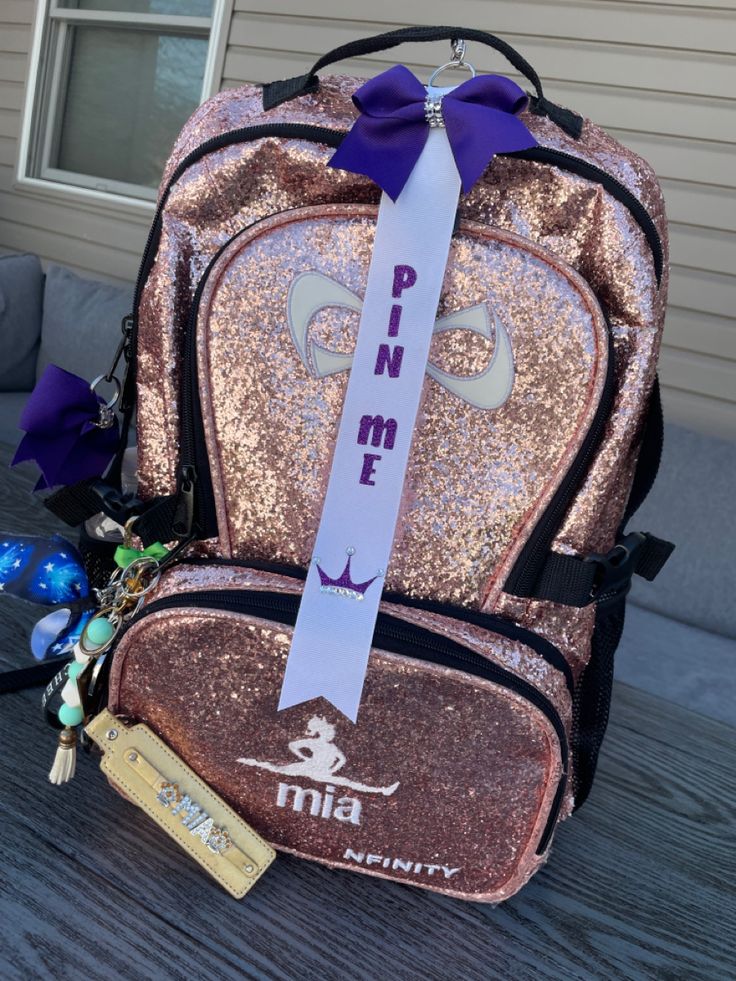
279;121;463;722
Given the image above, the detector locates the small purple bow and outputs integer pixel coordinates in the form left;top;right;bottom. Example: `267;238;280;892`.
329;64;538;200
12;364;120;490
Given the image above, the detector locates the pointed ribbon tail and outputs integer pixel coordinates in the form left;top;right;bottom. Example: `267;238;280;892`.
278;643;366;723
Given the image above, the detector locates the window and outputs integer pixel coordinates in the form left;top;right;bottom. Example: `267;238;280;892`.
19;0;232;205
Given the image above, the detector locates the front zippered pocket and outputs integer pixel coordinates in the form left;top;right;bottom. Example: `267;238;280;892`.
172;205;612;615
132;589;571;834
108;567;571;902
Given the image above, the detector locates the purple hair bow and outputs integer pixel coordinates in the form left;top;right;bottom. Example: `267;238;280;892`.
329;64;538;200
12;364;120;490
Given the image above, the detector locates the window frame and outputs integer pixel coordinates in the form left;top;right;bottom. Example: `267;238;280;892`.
17;0;233;214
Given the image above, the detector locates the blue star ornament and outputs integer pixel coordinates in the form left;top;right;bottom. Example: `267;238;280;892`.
0;538;33;589
0;533;89;605
0;532;93;663
27;542;89;605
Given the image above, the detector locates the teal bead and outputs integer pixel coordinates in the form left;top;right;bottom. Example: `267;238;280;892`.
67;661;83;681
58;702;84;727
85;617;115;648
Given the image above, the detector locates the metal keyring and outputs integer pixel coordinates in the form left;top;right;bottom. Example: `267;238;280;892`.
428;58;476;88
120;556;161;600
90;373;121;409
90;373;121;429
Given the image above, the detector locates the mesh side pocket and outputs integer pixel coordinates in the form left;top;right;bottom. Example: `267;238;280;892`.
571;599;626;809
78;531;118;594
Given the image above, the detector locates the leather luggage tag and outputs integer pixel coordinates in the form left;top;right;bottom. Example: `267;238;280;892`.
86;709;275;898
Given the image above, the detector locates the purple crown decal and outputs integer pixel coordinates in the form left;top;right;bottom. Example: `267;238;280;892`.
316;547;382;602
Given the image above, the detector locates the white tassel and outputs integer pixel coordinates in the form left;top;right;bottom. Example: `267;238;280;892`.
48;727;77;785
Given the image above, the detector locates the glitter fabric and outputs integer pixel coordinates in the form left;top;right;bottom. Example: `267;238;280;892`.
109;565;566;902
195;205;608;608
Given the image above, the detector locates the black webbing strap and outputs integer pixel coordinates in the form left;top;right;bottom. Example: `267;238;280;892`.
0;656;69;695
44;479;145;529
523;376;672;608
44;479;109;527
45;478;182;549
262;25;582;139
532;531;674;608
133;495;180;548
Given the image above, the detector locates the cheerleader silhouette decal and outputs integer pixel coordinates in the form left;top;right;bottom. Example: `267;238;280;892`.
237;716;399;796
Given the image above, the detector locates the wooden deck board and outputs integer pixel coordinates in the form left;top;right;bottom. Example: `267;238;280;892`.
2;675;734;979
0;449;734;980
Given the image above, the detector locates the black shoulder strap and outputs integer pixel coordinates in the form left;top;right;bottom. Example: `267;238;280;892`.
622;374;663;526
0;655;69;695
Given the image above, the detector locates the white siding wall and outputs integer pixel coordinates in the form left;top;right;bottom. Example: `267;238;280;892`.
1;0;734;436
0;0;155;285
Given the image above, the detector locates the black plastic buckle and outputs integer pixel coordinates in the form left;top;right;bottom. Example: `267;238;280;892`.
584;531;649;607
91;480;145;524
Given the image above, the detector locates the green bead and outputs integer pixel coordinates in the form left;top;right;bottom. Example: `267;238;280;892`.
58;703;84;727
85;617;115;648
67;661;83;681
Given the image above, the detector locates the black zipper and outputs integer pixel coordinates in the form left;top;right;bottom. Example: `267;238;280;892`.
172;555;576;693
511;146;664;286
127;587;569;854
504;319;617;598
121;124;344;414
176;211;302;538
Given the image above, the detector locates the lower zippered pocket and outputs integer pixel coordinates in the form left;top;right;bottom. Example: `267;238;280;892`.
108;566;571;902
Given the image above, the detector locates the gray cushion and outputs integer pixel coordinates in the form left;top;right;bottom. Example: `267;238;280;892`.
629;422;736;639
0;253;43;391
0;392;33;447
37;264;133;387
617;604;736;725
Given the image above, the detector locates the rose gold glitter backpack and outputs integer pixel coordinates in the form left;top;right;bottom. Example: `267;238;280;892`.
42;27;675;902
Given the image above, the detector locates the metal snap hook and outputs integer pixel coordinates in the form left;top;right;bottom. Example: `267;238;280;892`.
451;39;467;63
90;373;121;429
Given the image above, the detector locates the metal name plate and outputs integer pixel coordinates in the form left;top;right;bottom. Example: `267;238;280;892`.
86;710;276;899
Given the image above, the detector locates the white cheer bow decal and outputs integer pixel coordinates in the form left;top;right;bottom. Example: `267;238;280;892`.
287;271;515;410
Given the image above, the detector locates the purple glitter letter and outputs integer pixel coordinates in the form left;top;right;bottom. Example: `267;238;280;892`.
392;265;417;298
359;453;382;486
357;415;398;450
374;344;404;378
388;304;402;337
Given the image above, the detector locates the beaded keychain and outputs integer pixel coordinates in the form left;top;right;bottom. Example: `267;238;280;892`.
46;549;164;784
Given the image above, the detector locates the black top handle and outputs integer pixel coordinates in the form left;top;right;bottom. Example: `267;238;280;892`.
262;25;582;139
